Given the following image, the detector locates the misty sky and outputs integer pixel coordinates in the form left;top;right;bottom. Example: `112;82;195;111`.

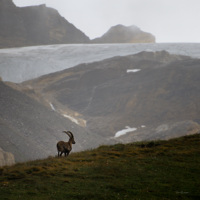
13;0;200;43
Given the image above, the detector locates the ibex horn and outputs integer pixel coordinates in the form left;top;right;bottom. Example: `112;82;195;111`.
63;131;73;138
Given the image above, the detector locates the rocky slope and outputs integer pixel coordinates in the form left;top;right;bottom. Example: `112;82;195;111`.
21;51;200;143
0;0;90;48
0;80;105;165
92;25;155;43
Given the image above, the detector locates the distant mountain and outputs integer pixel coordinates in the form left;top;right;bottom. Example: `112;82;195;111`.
0;0;90;48
21;51;200;143
91;25;155;43
0;0;155;48
0;80;105;165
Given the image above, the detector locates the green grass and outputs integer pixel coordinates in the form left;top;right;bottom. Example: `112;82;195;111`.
1;134;200;200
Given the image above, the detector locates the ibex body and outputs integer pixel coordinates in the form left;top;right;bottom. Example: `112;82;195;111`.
57;131;75;157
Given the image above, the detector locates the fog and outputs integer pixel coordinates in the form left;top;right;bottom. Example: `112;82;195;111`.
13;0;200;43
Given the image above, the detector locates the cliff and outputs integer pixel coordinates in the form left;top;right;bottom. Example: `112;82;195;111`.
0;0;90;48
92;25;155;43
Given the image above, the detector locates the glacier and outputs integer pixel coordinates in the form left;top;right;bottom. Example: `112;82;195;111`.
0;43;200;83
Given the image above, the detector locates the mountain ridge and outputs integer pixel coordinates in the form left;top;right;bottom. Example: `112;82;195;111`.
0;0;155;48
0;0;90;48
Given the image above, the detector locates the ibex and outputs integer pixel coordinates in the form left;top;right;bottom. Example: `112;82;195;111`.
57;131;75;157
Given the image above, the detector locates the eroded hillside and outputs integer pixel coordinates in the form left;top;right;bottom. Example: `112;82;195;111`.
20;51;200;143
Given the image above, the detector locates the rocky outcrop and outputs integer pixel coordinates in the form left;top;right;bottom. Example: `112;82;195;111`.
0;0;90;48
92;25;155;43
0;148;15;167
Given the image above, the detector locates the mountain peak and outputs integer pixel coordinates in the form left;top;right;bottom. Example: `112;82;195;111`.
110;24;140;31
92;24;155;43
0;2;155;48
0;1;90;48
0;0;16;8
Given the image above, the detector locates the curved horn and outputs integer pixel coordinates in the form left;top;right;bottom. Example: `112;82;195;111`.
63;131;72;138
67;131;74;138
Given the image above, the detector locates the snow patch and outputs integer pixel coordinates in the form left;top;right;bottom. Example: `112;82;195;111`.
49;102;56;111
63;114;79;125
127;69;141;73
48;103;84;126
115;126;137;138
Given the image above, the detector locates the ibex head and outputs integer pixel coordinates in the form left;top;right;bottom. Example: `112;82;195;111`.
63;131;75;144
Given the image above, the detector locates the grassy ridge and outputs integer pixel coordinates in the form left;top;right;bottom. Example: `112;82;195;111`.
0;134;200;200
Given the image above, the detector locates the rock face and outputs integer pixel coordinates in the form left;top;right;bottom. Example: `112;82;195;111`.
22;51;200;143
0;148;15;167
92;25;155;43
0;0;90;48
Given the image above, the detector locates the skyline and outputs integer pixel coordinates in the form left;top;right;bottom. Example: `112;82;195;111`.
13;0;200;43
